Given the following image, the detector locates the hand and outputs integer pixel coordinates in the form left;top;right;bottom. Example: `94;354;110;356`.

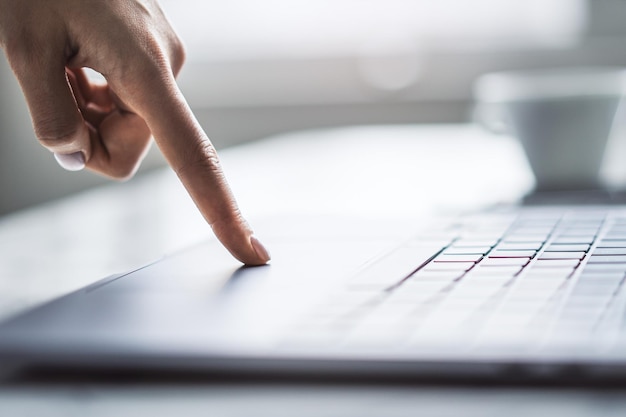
0;0;270;265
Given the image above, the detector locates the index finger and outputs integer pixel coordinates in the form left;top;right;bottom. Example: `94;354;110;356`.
126;71;270;266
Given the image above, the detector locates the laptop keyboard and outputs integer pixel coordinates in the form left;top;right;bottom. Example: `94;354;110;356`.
284;207;626;355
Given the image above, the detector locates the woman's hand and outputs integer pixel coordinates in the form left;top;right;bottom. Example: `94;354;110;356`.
0;0;270;265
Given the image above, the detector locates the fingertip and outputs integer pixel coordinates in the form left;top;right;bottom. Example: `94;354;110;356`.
211;218;271;266
250;235;271;265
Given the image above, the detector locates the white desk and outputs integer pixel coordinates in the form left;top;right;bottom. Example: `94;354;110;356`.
4;125;625;416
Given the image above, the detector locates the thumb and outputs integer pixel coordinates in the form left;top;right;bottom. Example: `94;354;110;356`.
8;50;91;170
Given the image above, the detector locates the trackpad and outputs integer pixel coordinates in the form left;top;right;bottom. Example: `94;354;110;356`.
2;238;394;354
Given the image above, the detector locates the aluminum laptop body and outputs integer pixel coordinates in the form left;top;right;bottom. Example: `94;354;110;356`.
2;204;626;381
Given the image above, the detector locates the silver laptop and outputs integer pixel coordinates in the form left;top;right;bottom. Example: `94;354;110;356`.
2;202;626;381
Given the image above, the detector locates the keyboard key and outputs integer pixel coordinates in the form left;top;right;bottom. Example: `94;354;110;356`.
571;285;617;297
578;271;625;280
512;279;565;292
593;248;626;255
489;250;536;258
599;240;626;247
394;281;453;298
583;263;626;272
573;282;621;296
443;247;491;255
606;230;626;236
507;223;551;230
435;254;483;263
471;266;522;277
556;228;599;236
523;270;572;280
504;281;563;300
545;244;590;252
503;236;549;243
462;233;504;241
421;262;475;272
532;259;580;268
405;238;457;248
386;287;448;305
555;233;597;240
588;255;626;264
496;242;544;251
411;270;465;281
539;252;586;260
602;235;626;241
558;308;605;325
439;297;490;311
452;240;498;248
565;295;610;308
480;257;530;267
552;237;595;244
452;283;505;297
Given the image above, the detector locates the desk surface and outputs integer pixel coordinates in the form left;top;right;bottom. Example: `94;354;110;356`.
4;124;623;416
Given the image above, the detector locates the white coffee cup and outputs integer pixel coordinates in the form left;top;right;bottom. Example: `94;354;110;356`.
474;67;626;191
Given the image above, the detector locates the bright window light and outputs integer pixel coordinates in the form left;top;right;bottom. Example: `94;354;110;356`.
161;0;587;61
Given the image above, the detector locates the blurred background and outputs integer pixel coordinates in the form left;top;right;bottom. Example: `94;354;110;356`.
1;0;626;214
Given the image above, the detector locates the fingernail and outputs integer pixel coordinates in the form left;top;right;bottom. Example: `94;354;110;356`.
250;235;271;263
54;151;85;171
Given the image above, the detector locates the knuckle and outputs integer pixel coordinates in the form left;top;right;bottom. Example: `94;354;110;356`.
175;139;222;177
109;37;167;86
116;53;158;86
133;36;184;80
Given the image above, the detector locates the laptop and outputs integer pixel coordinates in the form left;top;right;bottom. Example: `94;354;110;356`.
2;200;626;381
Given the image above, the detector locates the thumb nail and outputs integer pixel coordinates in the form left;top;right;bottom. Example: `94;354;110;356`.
250;235;271;263
54;151;85;171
